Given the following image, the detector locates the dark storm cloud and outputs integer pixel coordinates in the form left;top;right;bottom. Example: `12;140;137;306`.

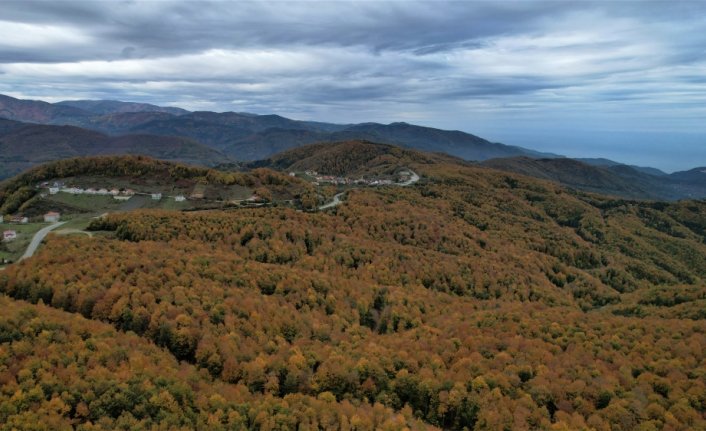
1;1;706;170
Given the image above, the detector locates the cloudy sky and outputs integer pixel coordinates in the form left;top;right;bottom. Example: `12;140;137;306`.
1;1;705;171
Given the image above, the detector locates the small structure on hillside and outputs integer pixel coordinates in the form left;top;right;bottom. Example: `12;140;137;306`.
48;187;59;195
109;188;120;196
175;195;186;202
10;216;28;224
3;230;16;241
44;211;61;223
97;188;109;196
0;215;4;223
151;193;162;200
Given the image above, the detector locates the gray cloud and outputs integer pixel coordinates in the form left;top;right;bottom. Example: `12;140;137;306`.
0;1;706;170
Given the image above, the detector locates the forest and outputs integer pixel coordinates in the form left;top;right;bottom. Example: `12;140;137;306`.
0;149;705;430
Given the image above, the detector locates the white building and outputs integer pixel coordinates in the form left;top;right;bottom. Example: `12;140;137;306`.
48;187;59;195
175;195;186;202
44;212;61;223
151;193;162;200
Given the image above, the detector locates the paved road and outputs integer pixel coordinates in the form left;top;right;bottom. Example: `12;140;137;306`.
20;221;67;261
318;192;346;210
399;170;420;186
317;169;420;210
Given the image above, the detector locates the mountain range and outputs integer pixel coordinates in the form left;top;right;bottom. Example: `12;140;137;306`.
0;93;554;161
0;93;704;201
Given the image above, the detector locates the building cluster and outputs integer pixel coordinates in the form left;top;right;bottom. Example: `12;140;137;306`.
41;182;187;202
1;211;61;243
47;183;136;199
305;170;403;186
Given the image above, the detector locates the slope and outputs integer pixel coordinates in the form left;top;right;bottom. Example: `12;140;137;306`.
1;146;705;429
483;157;706;200
0;122;229;178
0;94;91;124
56;99;188;115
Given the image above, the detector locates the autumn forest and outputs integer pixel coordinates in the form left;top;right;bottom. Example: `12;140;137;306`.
0;148;705;430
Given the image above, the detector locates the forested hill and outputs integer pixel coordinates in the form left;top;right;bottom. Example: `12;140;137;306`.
1;148;705;429
251;140;466;176
483;157;706;201
0;119;228;179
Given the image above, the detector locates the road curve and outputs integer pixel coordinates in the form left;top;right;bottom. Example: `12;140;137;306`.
399;170;420;186
317;169;420;210
318;192;346;210
20;221;67;261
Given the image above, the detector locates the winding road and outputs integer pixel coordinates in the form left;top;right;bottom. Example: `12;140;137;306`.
20;221;67;261
318;192;346;210
317;169;420;210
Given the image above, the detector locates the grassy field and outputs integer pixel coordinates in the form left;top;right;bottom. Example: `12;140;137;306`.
0;222;50;264
45;193;123;212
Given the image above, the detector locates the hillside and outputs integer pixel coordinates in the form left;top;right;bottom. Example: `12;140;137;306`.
0;146;705;429
0;94;91;124
56;99;188;115
252;140;465;177
483;157;706;201
0;155;316;217
0;121;229;178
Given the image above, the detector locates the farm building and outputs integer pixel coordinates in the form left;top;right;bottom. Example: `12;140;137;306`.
3;230;16;241
44;212;61;222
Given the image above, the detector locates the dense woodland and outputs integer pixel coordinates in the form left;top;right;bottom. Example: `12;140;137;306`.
0;149;705;429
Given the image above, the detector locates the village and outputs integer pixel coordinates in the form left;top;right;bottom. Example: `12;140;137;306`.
302;169;415;186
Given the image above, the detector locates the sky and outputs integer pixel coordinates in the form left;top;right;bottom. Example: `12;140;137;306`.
1;1;705;171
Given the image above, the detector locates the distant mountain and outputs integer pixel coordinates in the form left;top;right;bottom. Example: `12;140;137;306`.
0;94;92;124
56;99;188;116
331;122;558;161
0;120;228;178
577;157;668;177
483;157;706;201
0;94;560;163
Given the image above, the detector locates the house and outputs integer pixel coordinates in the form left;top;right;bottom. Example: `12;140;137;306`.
175;195;186;202
109;188;120;196
44;211;60;223
85;188;97;195
113;195;131;201
97;188;109;195
65;187;84;195
122;189;135;196
3;230;16;241
48;187;59;195
289;172;296;177
10;216;28;224
0;215;4;223
151;193;162;200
